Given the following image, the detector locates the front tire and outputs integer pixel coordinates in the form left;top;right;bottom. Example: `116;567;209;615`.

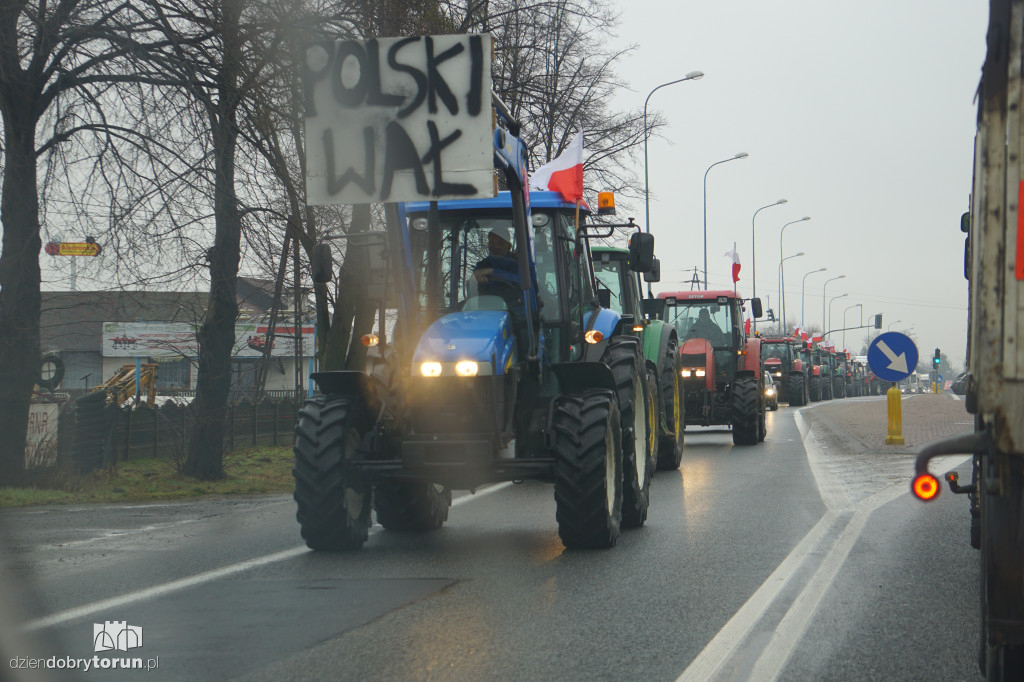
731;376;759;445
552;390;623;549
601;337;652;528
657;344;684;471
293;396;372;551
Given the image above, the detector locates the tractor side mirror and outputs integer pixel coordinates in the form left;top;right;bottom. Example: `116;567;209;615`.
627;233;656;273
750;297;763;319
961;211;970;233
312;242;334;284
643;258;661;283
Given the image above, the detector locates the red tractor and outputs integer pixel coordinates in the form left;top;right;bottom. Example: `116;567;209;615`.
658;290;766;445
760;336;811;406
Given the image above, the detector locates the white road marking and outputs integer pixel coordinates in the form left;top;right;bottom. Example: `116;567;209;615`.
675;510;841;682
24;482;513;631
677;406;970;681
748;485;907;681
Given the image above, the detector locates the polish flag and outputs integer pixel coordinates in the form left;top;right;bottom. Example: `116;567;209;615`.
792;327;802;339
744;318;751;335
532;131;584;202
724;242;741;283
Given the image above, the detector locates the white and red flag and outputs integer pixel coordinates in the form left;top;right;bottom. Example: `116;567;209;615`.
531;131;584;202
724;242;741;283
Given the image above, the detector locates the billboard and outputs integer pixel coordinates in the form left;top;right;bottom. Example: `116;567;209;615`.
101;322;314;358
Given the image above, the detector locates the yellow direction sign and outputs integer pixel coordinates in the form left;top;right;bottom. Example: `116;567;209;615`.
45;241;101;256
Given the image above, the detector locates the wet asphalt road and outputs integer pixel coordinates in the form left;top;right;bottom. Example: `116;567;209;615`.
1;399;981;681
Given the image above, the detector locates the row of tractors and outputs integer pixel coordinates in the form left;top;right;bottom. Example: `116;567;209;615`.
759;338;884;406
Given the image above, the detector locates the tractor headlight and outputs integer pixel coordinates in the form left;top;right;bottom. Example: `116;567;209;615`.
420;362;443;377
681;369;692;377
696;369;706;377
765;388;775;396
455;361;479;377
774;371;782;377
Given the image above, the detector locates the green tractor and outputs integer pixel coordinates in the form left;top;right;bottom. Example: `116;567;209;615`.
592;237;684;470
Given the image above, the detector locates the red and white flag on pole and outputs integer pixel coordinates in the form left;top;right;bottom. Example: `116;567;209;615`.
531;131;584;202
725;242;741;283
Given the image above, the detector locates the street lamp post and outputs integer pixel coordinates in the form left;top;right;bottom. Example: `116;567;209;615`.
842;303;862;349
778;216;811;333
827;293;849;338
821;274;846;336
777;252;804;333
887;320;902;331
801;267;827;329
751;199;787;332
703;152;749;288
643;72;705;236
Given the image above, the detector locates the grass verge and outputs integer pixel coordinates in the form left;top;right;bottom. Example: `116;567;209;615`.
0;445;294;507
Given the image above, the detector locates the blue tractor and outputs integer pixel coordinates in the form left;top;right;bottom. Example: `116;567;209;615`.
294;116;654;550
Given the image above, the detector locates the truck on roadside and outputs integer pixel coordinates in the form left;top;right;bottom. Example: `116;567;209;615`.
912;7;1024;677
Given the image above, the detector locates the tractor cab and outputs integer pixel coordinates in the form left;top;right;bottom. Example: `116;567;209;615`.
661;291;745;384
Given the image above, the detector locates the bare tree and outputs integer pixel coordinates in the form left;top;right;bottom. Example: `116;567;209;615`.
456;0;648;198
0;0;176;484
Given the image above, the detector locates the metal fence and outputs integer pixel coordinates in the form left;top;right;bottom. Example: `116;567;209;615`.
52;394;306;473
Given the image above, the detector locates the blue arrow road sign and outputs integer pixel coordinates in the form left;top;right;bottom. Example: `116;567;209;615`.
867;332;919;382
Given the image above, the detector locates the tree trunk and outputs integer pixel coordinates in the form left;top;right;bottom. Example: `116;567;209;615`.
0;114;42;485
183;0;243;480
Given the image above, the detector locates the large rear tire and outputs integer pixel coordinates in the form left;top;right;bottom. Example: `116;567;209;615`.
552;389;622;549
601;337;652;528
374;481;452;531
657;342;684;471
731;376;758;446
809;375;821;402
833;377;846;399
787;372;807;406
293;396;372;551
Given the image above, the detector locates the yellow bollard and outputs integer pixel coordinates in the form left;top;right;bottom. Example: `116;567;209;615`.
886;385;904;444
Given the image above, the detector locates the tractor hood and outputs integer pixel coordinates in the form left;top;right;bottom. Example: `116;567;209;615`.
413;311;516;376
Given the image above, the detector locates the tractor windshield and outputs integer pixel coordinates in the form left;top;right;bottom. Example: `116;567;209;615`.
592;258;626;315
762;343;792;363
407;211;542;315
666;301;733;347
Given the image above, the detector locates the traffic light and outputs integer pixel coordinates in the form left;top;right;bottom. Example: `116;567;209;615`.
766;309;776;322
874;314;882;329
934;348;941;366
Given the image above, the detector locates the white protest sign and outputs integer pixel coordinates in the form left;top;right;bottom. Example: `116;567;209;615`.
304;34;495;205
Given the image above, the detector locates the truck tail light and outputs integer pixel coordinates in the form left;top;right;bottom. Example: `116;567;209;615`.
912;473;940;501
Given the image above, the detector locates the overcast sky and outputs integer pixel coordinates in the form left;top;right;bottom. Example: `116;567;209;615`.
608;0;986;368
